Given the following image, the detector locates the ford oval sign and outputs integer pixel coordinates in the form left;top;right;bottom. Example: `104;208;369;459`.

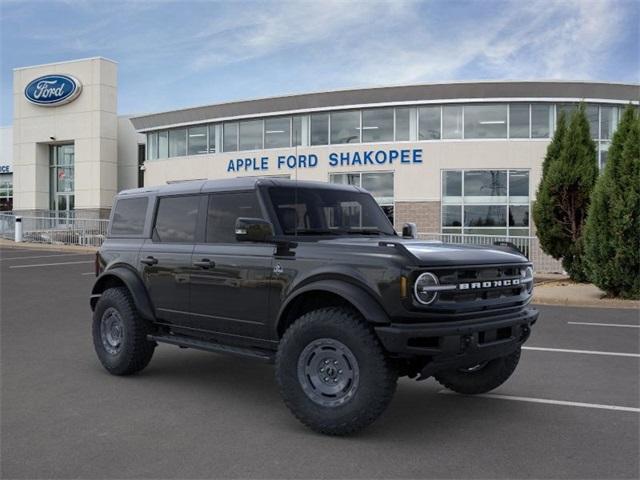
24;74;82;106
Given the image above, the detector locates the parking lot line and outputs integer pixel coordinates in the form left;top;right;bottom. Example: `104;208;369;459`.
568;321;640;329
523;346;640;358
1;253;92;261
9;260;94;269
438;390;640;413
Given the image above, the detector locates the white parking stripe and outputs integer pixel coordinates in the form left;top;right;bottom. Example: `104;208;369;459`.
568;321;640;329
438;390;640;413
523;346;640;358
9;260;93;269
1;253;92;261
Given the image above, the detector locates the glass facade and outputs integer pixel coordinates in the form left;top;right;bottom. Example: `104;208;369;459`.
0;173;12;211
143;102;624;168
49;144;75;217
442;169;530;236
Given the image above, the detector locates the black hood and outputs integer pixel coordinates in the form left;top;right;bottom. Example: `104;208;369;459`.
318;237;528;267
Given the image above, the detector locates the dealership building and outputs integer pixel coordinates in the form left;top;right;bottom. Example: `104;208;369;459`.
5;57;638;236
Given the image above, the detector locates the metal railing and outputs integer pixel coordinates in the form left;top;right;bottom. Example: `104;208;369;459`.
417;232;564;274
0;213;109;247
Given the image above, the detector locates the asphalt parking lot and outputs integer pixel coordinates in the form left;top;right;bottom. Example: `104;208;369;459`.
1;244;638;479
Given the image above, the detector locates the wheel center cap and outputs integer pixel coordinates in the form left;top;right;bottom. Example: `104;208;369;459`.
325;365;337;377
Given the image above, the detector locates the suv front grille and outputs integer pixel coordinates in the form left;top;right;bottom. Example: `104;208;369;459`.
423;264;532;316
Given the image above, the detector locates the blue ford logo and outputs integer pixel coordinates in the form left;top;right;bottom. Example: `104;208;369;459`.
24;74;82;106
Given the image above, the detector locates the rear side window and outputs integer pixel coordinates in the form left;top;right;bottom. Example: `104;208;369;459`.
110;197;148;236
153;195;200;243
206;192;262;243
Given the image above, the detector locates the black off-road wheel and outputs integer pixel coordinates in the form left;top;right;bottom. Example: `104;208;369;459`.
92;287;155;376
276;307;397;436
434;348;521;394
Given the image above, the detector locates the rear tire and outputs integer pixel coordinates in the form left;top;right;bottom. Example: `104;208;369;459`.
92;287;155;376
434;348;521;394
276;307;397;436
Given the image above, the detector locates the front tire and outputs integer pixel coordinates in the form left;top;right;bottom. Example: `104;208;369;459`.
276;307;397;436
434;348;521;394
92;287;155;376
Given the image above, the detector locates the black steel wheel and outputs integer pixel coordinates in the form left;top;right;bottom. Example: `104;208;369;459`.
92;287;155;376
276;307;397;436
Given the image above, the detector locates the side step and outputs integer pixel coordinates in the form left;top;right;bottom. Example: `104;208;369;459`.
148;334;275;363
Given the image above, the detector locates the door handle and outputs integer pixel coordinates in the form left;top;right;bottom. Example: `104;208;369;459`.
141;256;158;266
193;259;215;269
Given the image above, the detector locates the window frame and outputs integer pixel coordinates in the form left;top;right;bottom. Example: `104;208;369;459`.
440;169;531;237
151;193;203;244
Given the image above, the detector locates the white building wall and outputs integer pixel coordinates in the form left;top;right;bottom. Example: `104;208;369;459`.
12;57;118;214
142;140;549;202
116;116;144;192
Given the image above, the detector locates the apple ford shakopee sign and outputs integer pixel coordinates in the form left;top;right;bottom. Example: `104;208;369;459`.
24;74;82;106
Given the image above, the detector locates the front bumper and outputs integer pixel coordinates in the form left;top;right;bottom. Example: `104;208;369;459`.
375;307;538;378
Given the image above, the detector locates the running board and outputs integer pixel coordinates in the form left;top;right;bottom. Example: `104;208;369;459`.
148;334;275;363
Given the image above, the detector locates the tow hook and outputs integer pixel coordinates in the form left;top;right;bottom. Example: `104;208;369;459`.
461;335;472;352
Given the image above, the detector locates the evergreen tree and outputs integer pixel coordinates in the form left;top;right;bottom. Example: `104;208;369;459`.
533;104;598;281
584;106;640;298
532;112;567;259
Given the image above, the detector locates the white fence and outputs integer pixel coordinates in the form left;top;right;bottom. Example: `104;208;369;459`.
418;232;564;274
0;213;109;247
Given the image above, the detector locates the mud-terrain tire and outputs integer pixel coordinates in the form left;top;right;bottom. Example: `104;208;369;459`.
434;348;521;394
276;307;397;436
92;287;155;376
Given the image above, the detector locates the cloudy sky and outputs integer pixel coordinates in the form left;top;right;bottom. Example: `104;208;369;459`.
1;0;638;125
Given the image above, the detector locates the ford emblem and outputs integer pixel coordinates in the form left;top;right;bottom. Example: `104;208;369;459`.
24;74;82;106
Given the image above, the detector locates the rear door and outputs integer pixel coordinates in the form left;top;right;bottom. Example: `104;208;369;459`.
139;194;202;325
188;191;274;342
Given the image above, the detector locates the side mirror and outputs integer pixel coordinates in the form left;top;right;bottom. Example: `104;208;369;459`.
402;222;417;239
235;217;274;242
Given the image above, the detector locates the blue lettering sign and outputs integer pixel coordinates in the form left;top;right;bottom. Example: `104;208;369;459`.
24;74;82;106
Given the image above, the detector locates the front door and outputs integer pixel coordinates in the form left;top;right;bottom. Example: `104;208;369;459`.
139;194;201;325
188;191;273;343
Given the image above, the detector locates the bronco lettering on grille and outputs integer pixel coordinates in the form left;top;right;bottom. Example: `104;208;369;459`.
458;278;521;290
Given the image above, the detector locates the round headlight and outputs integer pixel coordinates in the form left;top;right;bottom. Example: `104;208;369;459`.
414;272;440;305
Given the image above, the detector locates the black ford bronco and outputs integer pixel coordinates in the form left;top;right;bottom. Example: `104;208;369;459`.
91;177;538;435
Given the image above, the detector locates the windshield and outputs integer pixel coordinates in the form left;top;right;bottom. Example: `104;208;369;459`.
268;186;396;236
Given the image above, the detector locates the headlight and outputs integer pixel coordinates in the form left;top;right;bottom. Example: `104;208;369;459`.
414;272;440;305
521;266;534;293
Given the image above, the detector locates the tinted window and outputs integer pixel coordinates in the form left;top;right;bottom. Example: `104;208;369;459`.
265;117;291;149
111;197;148;236
464;104;507;139
330;111;360;144
442;171;462;197
509;104;529;138
169;128;187;157
206;192;262;243
531;104;551;138
153;195;200;243
395;107;411;141
419;106;441;140
187;126;207;155
239;120;263;150
310;114;329;145
442;106;463;139
362;108;393;142
268;187;394;236
223;122;238;152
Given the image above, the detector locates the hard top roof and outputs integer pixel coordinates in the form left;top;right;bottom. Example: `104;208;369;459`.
116;177;362;197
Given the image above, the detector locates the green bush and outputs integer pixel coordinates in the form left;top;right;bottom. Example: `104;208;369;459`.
533;105;598;281
584;106;640;299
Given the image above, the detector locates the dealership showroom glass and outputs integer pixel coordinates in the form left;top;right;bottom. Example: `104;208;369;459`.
3;57;638;237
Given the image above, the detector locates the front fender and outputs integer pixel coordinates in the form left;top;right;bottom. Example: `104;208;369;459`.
278;279;391;331
90;266;155;321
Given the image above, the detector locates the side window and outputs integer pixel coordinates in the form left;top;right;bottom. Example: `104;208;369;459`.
153;195;200;243
111;197;148;236
206;192;262;243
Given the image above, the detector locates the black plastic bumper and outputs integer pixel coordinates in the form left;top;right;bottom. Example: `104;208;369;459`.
375;307;538;378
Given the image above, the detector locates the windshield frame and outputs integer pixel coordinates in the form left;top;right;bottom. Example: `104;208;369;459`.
261;184;397;238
